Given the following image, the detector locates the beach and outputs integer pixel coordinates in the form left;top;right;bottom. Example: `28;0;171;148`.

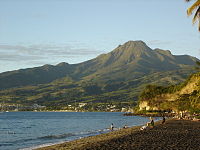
37;119;200;150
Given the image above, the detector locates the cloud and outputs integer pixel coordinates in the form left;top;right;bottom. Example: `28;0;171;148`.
0;53;45;62
0;43;103;67
0;44;102;56
147;40;172;46
0;45;27;51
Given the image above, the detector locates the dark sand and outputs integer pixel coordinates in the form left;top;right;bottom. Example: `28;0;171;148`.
37;119;200;150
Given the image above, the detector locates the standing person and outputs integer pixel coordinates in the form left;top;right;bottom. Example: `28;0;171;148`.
150;117;154;127
162;116;166;124
111;123;114;131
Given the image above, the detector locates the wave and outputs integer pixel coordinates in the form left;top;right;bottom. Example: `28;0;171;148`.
38;129;108;141
21;130;107;150
20;141;67;150
73;128;110;138
0;130;16;134
4;129;110;150
8;138;36;145
38;133;75;140
0;143;13;147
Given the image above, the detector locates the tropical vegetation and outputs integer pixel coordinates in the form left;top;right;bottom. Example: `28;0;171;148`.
186;0;200;31
139;72;200;113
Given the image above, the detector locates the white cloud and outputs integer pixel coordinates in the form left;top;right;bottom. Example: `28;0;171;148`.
0;44;102;56
0;43;103;72
147;40;172;46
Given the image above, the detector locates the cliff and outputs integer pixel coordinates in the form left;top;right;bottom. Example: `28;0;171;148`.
139;72;200;112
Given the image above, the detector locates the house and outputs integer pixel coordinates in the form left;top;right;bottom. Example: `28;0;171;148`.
79;103;87;108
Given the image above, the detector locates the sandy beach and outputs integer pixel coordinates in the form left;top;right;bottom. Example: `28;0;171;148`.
36;119;200;150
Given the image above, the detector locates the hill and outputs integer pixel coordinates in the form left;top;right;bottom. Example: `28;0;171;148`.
0;68;195;111
139;72;200;113
0;40;198;90
0;40;198;111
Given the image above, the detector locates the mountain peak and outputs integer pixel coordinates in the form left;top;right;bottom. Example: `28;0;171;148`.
0;40;198;90
111;40;152;59
94;40;154;68
121;40;148;48
125;40;146;45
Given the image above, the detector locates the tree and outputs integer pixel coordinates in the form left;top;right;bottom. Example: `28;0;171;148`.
186;0;200;31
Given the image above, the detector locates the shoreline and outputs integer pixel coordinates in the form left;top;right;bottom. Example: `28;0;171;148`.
33;110;107;112
123;112;175;117
36;119;200;150
22;141;67;150
35;119;163;150
4;111;174;118
35;126;142;150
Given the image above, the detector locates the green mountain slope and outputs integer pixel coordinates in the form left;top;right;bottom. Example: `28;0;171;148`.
0;40;198;90
0;40;198;111
0;68;195;110
0;63;74;89
75;41;197;82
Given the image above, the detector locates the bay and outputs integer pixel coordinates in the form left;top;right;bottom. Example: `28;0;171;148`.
0;112;159;150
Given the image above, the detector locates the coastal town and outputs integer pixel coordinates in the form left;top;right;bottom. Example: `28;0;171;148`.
0;102;134;112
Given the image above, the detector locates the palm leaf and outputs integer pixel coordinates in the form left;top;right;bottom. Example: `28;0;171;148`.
192;7;200;23
192;6;200;31
187;0;200;16
186;0;200;31
199;22;200;31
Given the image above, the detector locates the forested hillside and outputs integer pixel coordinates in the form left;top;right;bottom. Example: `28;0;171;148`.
0;41;198;111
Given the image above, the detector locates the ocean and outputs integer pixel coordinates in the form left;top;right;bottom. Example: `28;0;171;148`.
0;112;159;150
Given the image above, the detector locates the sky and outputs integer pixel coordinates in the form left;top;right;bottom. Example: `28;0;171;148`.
0;0;199;73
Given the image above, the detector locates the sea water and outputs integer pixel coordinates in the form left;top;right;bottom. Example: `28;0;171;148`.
0;112;159;150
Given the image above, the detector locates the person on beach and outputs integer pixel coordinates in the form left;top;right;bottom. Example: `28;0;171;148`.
111;123;114;131
162;116;166;124
150;117;154;127
140;125;148;130
123;125;128;129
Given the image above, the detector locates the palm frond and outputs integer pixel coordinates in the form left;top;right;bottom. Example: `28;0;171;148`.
187;0;200;16
199;21;200;31
192;6;200;22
